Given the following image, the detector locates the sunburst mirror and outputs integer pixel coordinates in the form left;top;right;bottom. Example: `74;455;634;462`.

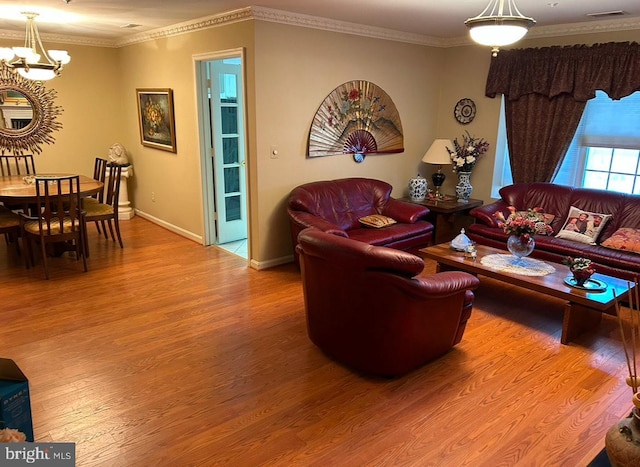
0;64;62;155
308;80;404;162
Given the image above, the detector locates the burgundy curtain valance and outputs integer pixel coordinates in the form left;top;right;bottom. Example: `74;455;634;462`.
486;42;640;101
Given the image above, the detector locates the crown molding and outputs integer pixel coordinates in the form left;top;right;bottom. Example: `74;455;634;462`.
250;7;444;47
527;16;640;39
0;7;638;50
0;30;117;48
115;7;255;47
114;6;444;48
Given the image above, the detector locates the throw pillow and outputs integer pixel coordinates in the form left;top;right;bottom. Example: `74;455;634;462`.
514;210;555;236
359;214;397;229
601;228;640;254
555;206;612;245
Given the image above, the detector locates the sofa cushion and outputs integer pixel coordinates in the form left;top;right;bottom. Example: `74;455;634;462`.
555;206;611;245
348;221;432;246
601;228;640;254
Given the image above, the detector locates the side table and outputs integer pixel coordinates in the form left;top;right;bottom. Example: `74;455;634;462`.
400;196;483;244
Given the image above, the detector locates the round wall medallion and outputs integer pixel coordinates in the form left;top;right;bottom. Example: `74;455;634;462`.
454;98;476;125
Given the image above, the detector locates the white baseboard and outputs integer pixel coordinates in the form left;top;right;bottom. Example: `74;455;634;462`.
134;209;295;270
134;209;203;244
250;255;294;270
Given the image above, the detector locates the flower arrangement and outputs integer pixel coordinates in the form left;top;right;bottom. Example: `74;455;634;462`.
447;131;490;173
562;256;596;285
562;256;595;273
143;100;164;135
494;206;554;241
326;88;383;130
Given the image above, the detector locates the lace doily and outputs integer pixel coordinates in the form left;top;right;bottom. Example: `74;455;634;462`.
480;254;556;276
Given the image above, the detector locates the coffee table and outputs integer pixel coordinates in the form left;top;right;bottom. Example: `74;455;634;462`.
419;243;634;344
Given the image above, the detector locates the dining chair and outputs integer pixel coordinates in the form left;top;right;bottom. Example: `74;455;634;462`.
86;157;107;203
84;157;108;235
0;155;36;176
0;155;37;214
83;164;124;254
21;175;88;279
0;206;21;256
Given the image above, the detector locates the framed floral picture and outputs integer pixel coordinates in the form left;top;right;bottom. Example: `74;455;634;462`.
136;88;176;153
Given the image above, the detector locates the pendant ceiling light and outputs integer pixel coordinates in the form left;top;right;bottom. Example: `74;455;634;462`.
465;0;535;56
0;12;71;81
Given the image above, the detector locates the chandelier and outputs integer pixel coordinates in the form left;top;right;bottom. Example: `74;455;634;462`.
0;12;71;81
465;0;536;56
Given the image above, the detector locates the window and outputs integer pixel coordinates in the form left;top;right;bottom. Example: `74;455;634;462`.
492;90;640;195
582;147;640;194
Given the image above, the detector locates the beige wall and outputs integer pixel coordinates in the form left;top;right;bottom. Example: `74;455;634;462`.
252;22;445;264
116;21;256;240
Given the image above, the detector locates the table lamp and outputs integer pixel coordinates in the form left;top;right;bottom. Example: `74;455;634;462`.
422;139;453;199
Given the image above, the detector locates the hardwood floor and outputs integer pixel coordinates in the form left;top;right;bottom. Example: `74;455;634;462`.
1;217;633;465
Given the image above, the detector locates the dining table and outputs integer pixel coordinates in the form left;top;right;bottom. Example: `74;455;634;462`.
0;173;104;204
0;173;105;259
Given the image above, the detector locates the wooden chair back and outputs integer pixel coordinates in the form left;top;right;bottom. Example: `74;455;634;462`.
0;155;36;176
84;164;124;251
92;158;108;201
35;175;84;236
23;175;87;278
104;164;122;208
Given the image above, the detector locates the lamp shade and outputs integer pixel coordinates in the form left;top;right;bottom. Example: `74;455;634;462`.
465;0;535;55
468;22;529;47
2;13;70;81
422;139;453;165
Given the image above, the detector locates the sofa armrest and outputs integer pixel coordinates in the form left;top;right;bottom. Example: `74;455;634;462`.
299;228;425;277
288;211;348;237
469;200;511;228
411;271;479;298
369;270;479;300
382;198;429;224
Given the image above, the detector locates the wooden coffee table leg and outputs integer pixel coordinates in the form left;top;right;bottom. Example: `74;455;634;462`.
562;302;603;344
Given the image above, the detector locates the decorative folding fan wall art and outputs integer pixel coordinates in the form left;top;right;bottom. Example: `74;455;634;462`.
308;80;404;163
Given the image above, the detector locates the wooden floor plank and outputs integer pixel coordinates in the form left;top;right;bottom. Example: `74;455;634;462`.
1;217;634;465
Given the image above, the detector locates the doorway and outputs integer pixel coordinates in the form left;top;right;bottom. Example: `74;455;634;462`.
195;50;248;259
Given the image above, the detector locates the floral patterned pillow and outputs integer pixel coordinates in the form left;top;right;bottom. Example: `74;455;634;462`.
601;228;640;254
514;210;555;235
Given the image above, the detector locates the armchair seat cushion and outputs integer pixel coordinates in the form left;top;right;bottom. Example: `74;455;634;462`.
348;222;433;246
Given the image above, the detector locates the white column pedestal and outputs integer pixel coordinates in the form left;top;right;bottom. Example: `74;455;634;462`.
107;165;134;220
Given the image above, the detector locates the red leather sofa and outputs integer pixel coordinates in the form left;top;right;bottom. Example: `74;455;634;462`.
287;178;434;264
296;228;480;377
468;182;640;280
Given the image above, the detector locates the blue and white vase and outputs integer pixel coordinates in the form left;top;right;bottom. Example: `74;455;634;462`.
455;171;473;203
408;174;428;201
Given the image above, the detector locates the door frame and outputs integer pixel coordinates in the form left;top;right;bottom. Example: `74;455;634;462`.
193;48;250;257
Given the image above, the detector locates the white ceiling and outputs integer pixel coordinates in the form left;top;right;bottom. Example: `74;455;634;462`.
0;0;639;44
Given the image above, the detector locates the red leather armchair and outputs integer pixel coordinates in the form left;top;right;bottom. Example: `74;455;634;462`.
288;178;433;265
296;228;480;377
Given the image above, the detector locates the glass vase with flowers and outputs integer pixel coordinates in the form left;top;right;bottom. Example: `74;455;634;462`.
494;207;553;263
